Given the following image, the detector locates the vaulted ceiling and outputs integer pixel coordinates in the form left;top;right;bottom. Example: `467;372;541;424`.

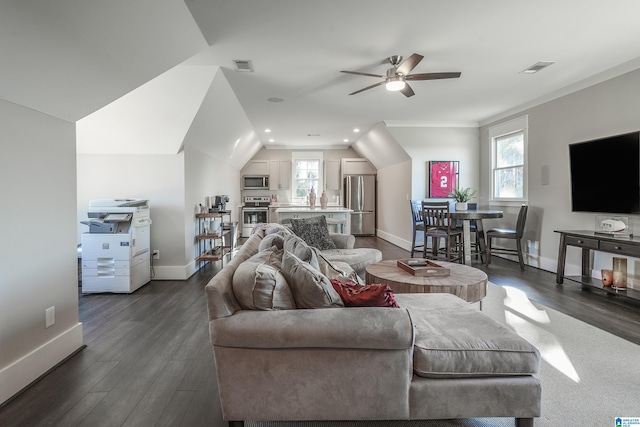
2;0;640;166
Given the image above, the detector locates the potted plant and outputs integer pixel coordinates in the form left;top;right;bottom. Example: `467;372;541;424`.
449;187;477;211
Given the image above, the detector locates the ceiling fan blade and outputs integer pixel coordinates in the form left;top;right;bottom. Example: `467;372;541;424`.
400;83;415;97
406;72;462;81
340;70;384;78
396;53;424;76
348;81;385;95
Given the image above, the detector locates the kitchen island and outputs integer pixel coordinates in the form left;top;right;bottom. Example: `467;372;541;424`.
275;206;353;234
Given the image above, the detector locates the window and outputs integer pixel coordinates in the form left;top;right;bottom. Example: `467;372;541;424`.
291;152;323;204
489;116;528;201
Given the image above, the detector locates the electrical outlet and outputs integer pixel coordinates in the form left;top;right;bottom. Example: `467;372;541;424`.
45;306;55;328
153;250;160;260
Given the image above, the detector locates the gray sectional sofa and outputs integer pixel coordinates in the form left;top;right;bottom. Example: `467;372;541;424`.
205;225;541;426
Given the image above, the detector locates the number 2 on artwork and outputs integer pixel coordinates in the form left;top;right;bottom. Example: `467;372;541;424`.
440;176;448;188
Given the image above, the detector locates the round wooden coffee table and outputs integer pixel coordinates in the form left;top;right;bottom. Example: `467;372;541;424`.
365;259;487;303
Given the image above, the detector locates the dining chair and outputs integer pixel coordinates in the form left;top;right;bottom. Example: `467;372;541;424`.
410;200;425;257
422;200;464;263
486;204;528;270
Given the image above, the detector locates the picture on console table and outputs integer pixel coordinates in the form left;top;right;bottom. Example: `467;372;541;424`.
428;161;459;198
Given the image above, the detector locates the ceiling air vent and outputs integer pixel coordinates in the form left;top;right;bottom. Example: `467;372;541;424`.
520;61;555;74
233;59;254;72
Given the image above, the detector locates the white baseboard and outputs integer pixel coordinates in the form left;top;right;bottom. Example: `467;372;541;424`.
375;229;412;252
152;265;190;280
0;323;83;405
152;256;232;281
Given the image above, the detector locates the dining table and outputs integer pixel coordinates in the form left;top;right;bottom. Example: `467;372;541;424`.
450;209;503;266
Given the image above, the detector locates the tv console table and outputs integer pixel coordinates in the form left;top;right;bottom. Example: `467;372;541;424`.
555;230;640;301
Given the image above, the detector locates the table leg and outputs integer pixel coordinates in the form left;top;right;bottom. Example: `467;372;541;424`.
476;220;487;264
462;219;472;266
556;233;566;284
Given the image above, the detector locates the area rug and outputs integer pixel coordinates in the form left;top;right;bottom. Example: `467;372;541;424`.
247;282;640;427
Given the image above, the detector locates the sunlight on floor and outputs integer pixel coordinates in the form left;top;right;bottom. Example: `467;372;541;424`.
502;286;581;383
503;286;550;324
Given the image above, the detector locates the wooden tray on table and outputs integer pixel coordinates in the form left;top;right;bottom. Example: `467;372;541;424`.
396;259;450;277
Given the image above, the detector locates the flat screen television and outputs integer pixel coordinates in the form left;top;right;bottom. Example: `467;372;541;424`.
569;131;640;214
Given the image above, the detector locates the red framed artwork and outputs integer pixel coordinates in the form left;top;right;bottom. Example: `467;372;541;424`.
428;161;459;198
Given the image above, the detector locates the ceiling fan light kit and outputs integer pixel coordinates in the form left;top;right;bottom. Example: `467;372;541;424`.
386;76;406;91
341;53;461;97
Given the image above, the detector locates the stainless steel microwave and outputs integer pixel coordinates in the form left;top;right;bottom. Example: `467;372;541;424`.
243;175;269;190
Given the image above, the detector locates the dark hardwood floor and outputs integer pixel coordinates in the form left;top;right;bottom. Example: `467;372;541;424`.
2;236;640;426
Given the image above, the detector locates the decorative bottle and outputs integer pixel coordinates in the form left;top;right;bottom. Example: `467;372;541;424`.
309;187;316;208
320;191;328;209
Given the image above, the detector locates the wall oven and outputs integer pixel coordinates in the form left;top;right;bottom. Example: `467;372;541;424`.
241;196;271;237
243;175;269;190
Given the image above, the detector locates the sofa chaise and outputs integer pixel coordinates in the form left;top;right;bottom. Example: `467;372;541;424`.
205;224;541;426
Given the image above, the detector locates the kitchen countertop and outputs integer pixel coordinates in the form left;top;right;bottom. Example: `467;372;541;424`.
275;206;353;213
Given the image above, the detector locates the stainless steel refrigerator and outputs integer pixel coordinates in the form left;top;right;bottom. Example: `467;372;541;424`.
344;175;376;236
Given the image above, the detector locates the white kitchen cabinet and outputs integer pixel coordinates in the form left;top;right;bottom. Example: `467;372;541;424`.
269;160;291;190
341;158;376;175
280;160;291;189
324;159;341;190
242;160;269;176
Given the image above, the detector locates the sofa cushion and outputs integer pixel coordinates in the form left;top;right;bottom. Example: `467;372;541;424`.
321;247;382;278
259;233;285;251
394;293;540;379
290;215;337;250
314;249;361;284
232;248;296;311
281;251;344;309
265;223;294;236
283;234;320;270
331;280;400;308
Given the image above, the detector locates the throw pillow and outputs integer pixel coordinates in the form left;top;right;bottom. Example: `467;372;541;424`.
330;279;400;308
259;233;285;252
283;234;320;271
289;215;337;251
265;223;294;236
232;248;295;310
281;251;344;309
314;248;361;283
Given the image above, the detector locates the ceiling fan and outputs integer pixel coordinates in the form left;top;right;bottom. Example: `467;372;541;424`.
340;53;461;97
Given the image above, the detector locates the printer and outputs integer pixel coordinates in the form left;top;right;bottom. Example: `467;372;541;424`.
80;199;152;294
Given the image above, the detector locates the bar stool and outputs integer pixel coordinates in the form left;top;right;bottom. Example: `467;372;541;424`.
422;200;464;263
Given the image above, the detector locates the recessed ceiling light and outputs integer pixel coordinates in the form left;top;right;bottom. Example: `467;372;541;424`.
267;97;285;102
353;128;360;133
269;139;274;143
265;128;271;133
343;139;349;143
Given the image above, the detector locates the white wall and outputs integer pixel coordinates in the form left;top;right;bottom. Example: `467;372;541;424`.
378;125;480;250
184;145;241;276
376;159;413;248
77;153;186;279
351;122;411;170
480;67;640;275
0;100;82;404
387;126;480;201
